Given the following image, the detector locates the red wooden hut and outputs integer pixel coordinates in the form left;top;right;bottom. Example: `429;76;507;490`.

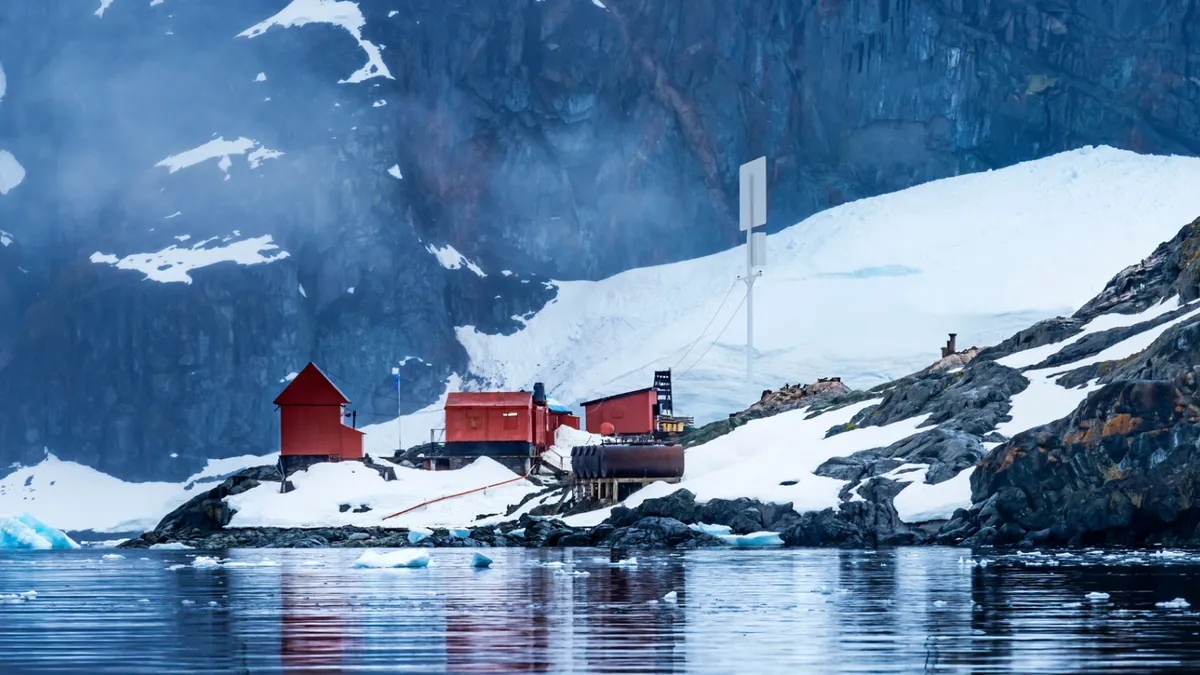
275;362;363;474
435;383;577;473
579;387;657;436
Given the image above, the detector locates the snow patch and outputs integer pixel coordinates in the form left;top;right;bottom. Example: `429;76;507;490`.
426;244;485;277
0;451;276;533
89;234;289;284
239;0;393;84
156;137;282;177
0;150;26;195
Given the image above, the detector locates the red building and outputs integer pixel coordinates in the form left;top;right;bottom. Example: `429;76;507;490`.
275;363;363;473
436;384;578;473
579;387;657;436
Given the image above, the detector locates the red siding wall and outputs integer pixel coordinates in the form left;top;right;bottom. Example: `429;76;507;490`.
280;406;363;459
584;390;657;435
445;405;533;444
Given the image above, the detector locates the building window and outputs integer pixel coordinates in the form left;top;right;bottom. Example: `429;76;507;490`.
502;411;518;430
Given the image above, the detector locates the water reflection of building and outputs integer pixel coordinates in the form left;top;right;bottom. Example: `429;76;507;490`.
441;556;556;672
281;567;354;672
581;551;686;672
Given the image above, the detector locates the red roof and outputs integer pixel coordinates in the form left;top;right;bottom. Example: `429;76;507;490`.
274;363;350;406
446;391;533;408
578;387;654;407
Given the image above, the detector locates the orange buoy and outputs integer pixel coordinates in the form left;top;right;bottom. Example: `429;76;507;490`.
600;422;616;437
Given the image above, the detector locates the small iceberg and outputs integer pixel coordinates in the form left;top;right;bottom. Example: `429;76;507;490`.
1085;591;1111;601
688;522;733;536
471;552;493;568
101;554;124;561
0;513;80;550
407;527;431;545
149;542;193;550
354;550;431;569
720;531;784;548
1156;598;1191;609
191;556;222;569
449;528;471;539
611;557;638;567
663;591;678;603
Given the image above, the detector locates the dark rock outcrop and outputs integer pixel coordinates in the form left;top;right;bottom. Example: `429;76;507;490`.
941;378;1200;548
681;379;852;447
148;465;279;538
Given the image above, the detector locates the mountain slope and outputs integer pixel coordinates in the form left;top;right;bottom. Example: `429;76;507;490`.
460;147;1200;423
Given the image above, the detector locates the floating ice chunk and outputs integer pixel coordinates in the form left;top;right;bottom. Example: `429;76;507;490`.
1085;592;1111;601
1157;598;1191;609
663;591;678;603
166;564;186;571
149;542;193;550
0;513;80;549
720;531;784;548
137;599;150;603
101;554;124;560
354;550;431;568
181;599;195;606
0;590;37;604
611;557;638;566
688;522;733;536
191;556;221;569
449;528;471;539
933;600;947;607
1063;602;1083;608
223;558;280;568
472;552;493;568
407;527;431;544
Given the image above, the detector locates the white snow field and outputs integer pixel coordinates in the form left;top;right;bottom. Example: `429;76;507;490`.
226;457;536;530
459;146;1200;425
0;452;277;533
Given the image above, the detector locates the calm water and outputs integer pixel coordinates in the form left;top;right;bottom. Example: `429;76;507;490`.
4;547;1200;673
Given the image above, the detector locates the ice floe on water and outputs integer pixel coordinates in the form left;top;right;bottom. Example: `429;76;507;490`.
0;590;37;604
471;552;493;568
1156;598;1191;609
354;550;431;569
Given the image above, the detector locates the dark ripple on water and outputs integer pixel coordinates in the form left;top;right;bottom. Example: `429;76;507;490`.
4;547;1200;673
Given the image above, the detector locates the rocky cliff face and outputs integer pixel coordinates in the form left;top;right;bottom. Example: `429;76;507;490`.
1;0;1199;481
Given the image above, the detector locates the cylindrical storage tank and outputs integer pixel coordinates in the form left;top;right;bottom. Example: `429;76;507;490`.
571;445;596;479
595;444;684;479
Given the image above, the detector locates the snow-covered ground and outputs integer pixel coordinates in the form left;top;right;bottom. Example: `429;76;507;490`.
227;457;535;530
0;452;277;533
460;147;1200;425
